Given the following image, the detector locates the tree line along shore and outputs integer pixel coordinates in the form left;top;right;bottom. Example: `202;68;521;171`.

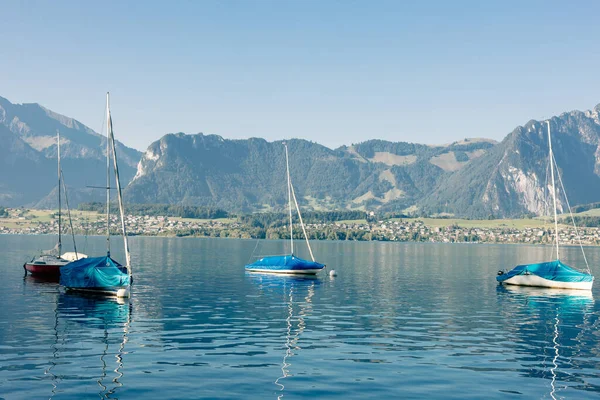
3;205;600;246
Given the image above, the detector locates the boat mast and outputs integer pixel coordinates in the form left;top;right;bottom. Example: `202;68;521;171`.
284;142;294;255
107;92;132;272
61;170;79;259
57;130;62;258
548;120;560;260
106;94;111;257
290;182;316;262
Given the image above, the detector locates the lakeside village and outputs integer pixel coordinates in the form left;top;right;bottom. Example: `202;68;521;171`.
2;207;600;246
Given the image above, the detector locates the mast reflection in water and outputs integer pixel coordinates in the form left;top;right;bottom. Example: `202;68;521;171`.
496;286;595;399
246;273;318;399
23;275;132;400
59;293;131;399
8;238;600;399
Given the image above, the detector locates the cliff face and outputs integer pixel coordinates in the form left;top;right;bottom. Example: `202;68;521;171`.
420;106;600;218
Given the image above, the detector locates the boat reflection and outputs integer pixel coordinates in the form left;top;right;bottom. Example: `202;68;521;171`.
22;274;132;398
44;291;132;399
496;285;595;399
246;273;319;399
59;292;131;399
23;273;60;287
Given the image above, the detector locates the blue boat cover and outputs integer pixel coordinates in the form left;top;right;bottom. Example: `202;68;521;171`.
497;260;593;283
60;256;130;289
245;254;325;272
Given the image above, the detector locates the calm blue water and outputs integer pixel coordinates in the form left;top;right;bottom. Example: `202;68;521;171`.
1;235;600;399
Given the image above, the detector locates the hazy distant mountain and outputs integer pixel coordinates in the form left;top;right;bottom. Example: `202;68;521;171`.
419;105;600;218
0;96;142;207
3;92;600;219
0;123;52;205
125;133;494;213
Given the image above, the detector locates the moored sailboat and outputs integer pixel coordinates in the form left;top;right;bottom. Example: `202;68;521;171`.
60;93;132;298
24;131;86;276
245;142;325;275
497;121;594;290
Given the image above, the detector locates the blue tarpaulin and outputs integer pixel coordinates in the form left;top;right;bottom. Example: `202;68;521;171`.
60;256;130;289
497;260;593;283
245;254;325;273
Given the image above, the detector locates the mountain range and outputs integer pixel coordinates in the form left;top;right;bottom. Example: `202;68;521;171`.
127;134;495;214
2;94;600;218
420;105;600;218
0;96;141;207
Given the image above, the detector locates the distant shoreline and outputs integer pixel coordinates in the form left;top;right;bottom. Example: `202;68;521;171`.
3;209;600;247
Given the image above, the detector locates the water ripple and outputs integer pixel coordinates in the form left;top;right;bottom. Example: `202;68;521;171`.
1;237;600;398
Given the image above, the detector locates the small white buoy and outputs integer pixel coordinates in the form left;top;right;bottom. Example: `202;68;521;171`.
116;287;130;298
329;270;337;277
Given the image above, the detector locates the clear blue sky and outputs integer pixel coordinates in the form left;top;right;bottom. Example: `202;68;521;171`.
1;0;599;151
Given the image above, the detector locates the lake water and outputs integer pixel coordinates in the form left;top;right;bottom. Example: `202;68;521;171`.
1;235;600;399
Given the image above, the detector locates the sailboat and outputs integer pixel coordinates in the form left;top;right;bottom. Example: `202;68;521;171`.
497;121;594;290
24;131;86;276
245;142;325;275
60;93;132;298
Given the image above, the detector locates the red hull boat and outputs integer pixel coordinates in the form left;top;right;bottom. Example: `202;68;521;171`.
23;255;70;276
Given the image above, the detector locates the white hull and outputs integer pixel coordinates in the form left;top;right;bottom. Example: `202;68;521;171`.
65;285;130;298
500;275;593;290
246;268;322;275
501;285;594;299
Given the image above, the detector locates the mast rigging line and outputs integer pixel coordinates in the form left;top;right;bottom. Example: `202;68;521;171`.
283;142;315;262
284;142;294;255
57;130;62;258
60;170;78;259
547;121;560;261
290;182;315;262
106;95;111;257
107;92;132;272
546;120;591;275
551;153;591;274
